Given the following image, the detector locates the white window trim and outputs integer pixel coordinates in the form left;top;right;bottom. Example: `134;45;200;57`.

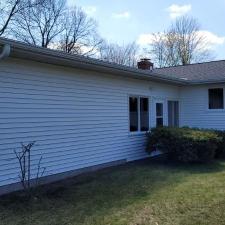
128;95;150;135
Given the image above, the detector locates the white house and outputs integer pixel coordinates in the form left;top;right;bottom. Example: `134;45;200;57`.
0;38;225;194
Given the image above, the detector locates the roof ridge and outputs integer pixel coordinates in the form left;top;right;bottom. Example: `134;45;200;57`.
155;59;225;69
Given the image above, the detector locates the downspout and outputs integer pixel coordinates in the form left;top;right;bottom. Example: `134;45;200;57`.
0;44;11;60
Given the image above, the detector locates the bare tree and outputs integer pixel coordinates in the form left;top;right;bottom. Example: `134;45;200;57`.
149;16;213;68
149;33;168;68
99;41;139;67
58;7;102;56
12;0;66;47
0;0;34;36
170;16;210;65
14;141;46;194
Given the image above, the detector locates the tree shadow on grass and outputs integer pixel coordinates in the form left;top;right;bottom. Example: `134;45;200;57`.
144;157;225;174
0;158;225;225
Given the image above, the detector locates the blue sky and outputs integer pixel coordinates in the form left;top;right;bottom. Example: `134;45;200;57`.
68;0;225;60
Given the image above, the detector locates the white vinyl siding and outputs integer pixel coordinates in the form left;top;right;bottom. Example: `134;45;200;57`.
180;85;225;130
0;58;180;187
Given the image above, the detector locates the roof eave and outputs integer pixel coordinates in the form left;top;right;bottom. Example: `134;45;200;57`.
0;38;186;85
188;80;225;85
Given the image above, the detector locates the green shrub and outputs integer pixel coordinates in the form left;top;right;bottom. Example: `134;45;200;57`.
215;130;225;159
146;127;221;163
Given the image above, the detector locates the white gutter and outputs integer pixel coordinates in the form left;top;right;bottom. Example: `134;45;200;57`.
0;38;186;85
1;38;225;86
0;44;11;60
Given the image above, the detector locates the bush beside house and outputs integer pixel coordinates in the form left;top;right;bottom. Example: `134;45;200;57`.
214;130;225;159
146;127;225;163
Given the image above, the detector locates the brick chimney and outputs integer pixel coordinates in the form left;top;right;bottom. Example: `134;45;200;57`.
137;58;153;70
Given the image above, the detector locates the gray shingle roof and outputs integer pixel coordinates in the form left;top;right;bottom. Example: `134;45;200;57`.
155;60;225;83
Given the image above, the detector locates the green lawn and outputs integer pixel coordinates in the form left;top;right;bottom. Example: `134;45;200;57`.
1;159;225;225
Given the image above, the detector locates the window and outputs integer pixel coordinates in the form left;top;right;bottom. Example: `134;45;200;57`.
156;103;163;127
140;98;149;131
208;88;224;109
129;96;149;132
129;97;138;131
168;101;179;127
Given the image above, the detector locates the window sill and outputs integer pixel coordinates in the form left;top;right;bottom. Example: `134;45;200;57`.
206;109;225;112
128;131;149;137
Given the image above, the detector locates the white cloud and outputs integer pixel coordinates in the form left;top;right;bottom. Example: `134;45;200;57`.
82;6;97;16
137;34;155;46
137;33;166;46
112;11;130;19
166;4;192;19
197;30;225;47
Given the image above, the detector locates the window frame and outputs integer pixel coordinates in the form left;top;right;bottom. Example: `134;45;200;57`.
129;96;139;132
128;95;150;134
140;97;150;132
167;100;180;127
208;88;224;110
155;102;164;127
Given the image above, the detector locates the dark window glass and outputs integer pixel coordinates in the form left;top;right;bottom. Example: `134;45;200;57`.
140;98;149;131
156;118;163;127
156;103;163;127
168;101;179;127
129;97;138;131
156;103;163;117
209;88;224;109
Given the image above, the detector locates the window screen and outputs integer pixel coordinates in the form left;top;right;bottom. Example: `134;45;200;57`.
129;97;138;131
140;98;149;131
129;96;150;132
168;101;179;127
208;88;224;109
156;103;163;127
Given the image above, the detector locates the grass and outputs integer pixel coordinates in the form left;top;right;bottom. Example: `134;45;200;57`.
0;159;225;225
